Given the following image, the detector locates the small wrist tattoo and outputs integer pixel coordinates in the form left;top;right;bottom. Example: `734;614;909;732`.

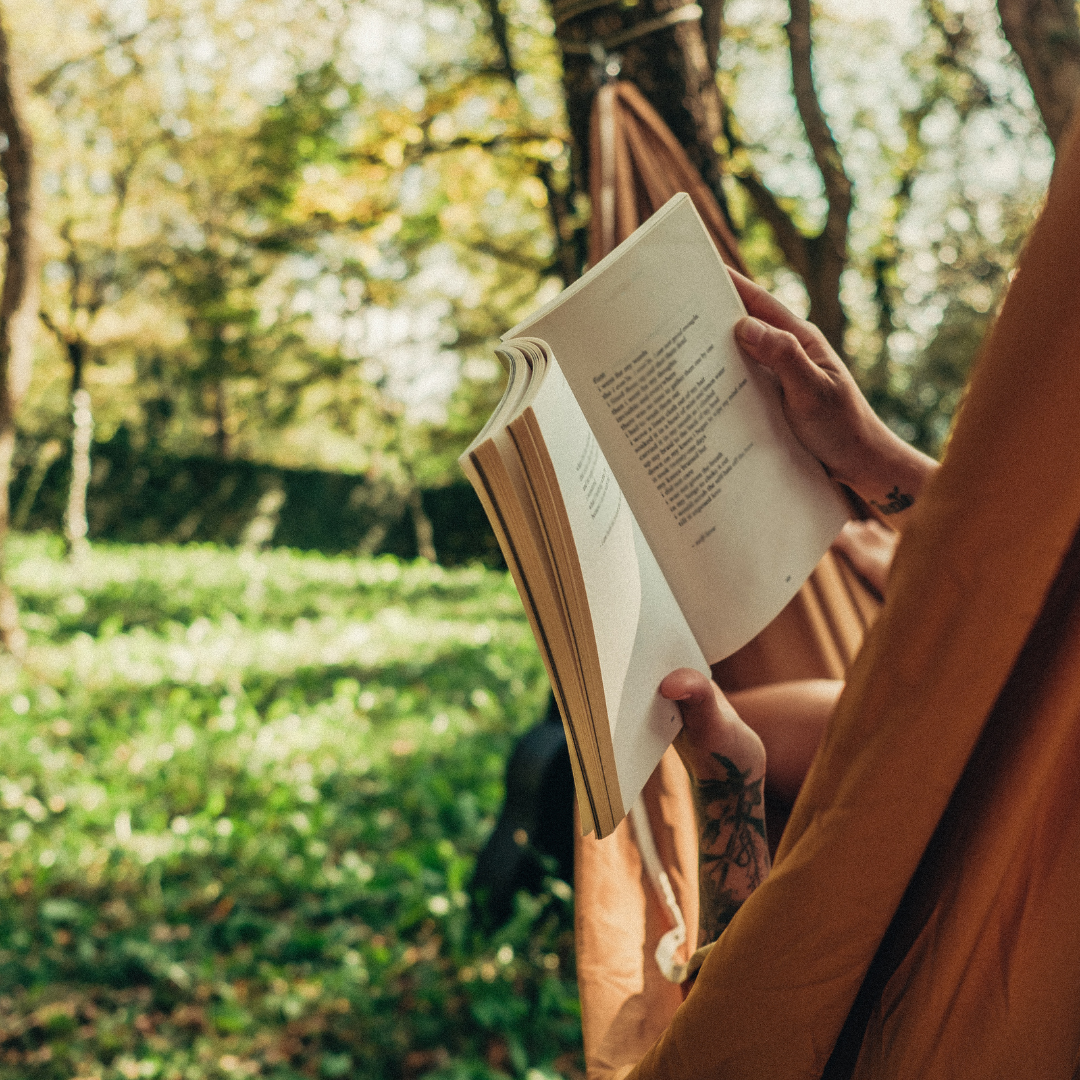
870;486;914;516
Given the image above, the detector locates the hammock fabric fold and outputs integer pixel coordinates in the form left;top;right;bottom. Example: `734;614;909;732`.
574;81;882;1078
585;91;1080;1080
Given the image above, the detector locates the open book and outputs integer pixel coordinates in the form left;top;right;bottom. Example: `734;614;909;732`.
460;194;849;838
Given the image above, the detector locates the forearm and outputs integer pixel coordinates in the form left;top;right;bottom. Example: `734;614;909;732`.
662;670;770;946
689;752;770;944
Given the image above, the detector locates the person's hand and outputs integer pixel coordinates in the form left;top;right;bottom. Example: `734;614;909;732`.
832;518;899;599
662;668;764;781
728;269;938;526
660;668;769;944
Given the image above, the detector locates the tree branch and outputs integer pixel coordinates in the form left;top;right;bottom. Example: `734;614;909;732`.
477;0;584;282
786;0;851;269
39;306;68;344
924;1;994;116
717;5;851;352
700;0;724;74
732;166;810;282
466;239;553;272
32;29;143;96
344;130;556;168
482;0;518;80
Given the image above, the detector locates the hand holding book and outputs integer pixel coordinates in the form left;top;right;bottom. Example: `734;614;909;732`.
656;268;939;940
728;269;939;529
461;194;918;837
659;667;770;965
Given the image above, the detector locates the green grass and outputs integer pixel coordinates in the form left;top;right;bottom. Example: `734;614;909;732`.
0;536;582;1080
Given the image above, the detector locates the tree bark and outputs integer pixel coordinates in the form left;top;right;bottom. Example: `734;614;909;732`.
700;0;723;74
998;0;1080;150
408;488;437;563
0;9;39;654
785;0;851;351
212;379;232;459
556;0;736;240
39;313;95;561
556;0;852;354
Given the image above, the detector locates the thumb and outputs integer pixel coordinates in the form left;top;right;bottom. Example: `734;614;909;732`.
661;668;760;778
734;316;832;407
660;667;721;742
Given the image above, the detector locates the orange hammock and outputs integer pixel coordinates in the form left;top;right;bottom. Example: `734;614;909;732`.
575;81;1080;1078
575;80;880;1075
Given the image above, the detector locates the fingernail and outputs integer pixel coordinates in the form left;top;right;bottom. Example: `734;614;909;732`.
660;687;690;701
736;317;765;346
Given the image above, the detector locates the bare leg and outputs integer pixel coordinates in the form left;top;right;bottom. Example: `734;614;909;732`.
728;679;843;803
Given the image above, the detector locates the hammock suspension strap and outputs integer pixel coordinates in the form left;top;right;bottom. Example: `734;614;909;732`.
559;3;703;57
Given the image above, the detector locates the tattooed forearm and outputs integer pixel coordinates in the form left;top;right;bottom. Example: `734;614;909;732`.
691;753;770;944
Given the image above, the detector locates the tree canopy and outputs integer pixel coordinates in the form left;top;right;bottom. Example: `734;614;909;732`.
6;0;1071;547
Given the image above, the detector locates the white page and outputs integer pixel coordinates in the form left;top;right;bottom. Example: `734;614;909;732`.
611;518;707;814
512;196;849;662
528;356;708;809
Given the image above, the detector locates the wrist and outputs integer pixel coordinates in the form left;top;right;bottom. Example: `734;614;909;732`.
841;417;938;525
673;703;765;784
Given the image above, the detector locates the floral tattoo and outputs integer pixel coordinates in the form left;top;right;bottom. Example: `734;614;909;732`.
690;753;769;944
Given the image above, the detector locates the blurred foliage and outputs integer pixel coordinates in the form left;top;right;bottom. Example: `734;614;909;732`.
0;537;579;1079
9;0;1058;537
10;434;505;563
720;0;1051;456
19;0;571;507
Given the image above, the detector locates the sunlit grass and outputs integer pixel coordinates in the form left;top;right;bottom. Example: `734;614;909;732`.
0;536;581;1080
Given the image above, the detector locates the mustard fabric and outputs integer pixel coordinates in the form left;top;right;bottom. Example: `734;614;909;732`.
625;117;1080;1080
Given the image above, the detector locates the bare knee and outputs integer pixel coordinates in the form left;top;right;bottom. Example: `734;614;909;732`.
728;679;843;802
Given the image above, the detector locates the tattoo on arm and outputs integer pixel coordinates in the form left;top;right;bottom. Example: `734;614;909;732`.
870;486;914;516
691;754;769;945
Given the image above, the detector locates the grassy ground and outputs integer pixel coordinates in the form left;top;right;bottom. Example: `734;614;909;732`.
0;536;582;1080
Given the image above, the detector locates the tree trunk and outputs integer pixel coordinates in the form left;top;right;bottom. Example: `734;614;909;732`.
998;0;1080;151
241;482;286;550
12;438;61;532
0;9;39;655
68;336;84;394
64;389;93;563
408;488;437;563
554;0;853;356
213;379;232;459
556;0;736;244
59;337;92;561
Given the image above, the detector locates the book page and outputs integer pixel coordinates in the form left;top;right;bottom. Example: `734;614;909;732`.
511;196;849;662
520;356;708;816
610;517;708;815
463;345;616;835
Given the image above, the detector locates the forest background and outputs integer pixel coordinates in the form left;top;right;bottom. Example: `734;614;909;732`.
7;0;1072;566
0;0;1077;1078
